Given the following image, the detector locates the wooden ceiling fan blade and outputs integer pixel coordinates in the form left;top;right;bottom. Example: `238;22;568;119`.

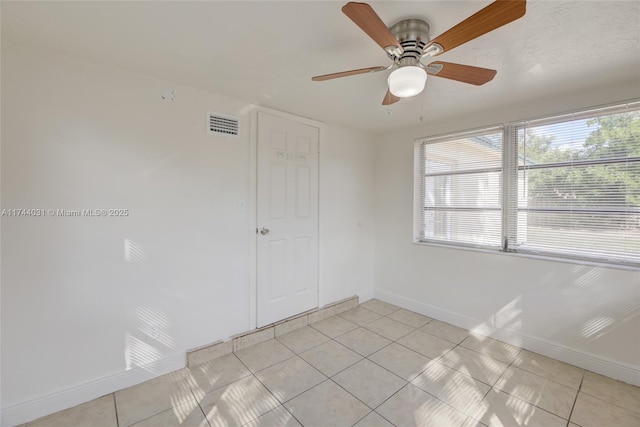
426;62;497;85
382;89;401;105
342;2;402;54
312;66;387;81
428;0;526;55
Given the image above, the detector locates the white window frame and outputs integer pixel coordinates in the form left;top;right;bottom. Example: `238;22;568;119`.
414;126;504;251
414;100;640;270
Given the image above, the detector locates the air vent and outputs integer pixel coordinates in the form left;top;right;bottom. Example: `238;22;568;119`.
208;112;240;137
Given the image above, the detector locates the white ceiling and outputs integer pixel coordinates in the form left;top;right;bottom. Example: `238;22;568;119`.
2;1;639;133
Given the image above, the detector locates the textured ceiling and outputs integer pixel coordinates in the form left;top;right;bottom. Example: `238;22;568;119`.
2;1;639;133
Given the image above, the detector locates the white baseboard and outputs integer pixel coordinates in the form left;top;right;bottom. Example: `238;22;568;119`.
375;289;640;387
1;352;185;427
357;288;375;303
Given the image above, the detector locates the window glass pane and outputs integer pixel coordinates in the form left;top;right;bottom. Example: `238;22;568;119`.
425;172;501;209
415;102;639;267
519;163;640;209
515;211;639;263
418;130;503;248
427;136;502;172
513;108;640;265
424;210;502;246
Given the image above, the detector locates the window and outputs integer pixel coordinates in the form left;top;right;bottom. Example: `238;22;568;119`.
415;101;640;268
508;104;640;265
415;127;504;249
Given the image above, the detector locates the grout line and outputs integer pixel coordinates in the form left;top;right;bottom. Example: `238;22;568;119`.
307;317;359;339
350;410;375;427
185;376;213;427
484;351;583;423
195;400;213;427
112;392;120;427
275;327;332;355
235;342;298;374
352;308;476;423
575;376;640;416
319;335;365;377
566;372;585;426
230;353;302;426
324;376;382;417
257;355;328;407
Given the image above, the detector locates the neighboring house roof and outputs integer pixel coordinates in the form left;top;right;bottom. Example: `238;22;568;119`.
471;135;536;165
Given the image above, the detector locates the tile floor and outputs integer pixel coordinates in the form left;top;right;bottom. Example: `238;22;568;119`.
24;299;640;427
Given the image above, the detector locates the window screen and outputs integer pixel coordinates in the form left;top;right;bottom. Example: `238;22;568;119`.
414;101;640;268
415;128;504;249
509;106;640;265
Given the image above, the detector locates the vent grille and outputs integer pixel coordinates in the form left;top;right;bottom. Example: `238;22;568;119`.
208;113;240;137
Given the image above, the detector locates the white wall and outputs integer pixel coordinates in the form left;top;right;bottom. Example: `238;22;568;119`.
374;80;640;386
0;42;376;425
321;126;376;305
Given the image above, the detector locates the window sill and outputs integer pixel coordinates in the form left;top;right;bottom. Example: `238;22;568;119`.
412;240;640;272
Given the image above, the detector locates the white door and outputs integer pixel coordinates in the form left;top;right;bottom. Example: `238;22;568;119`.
256;112;319;327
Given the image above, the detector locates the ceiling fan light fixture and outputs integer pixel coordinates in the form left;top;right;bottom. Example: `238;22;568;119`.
388;66;427;98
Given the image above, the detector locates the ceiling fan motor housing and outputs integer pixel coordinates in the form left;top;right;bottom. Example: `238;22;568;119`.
389;19;432;65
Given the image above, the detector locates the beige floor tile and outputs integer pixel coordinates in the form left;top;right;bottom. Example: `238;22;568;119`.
411;361;490;416
28;395;117;427
397;329;456;359
276;326;330;354
335;327;392;356
255;356;326;403
419;319;469;344
360;299;401;316
368;342;433;381
243;406;302;427
494;366;577;419
309;315;358;338
187;353;252;396
187;340;233;368
364;316;415;341
198;376;279;427
115;370;195;427
511;349;584;389
469;389;566;427
274;315;308;337
388;309;432;328
338;306;382;326
234;339;295;372
333;359;406;409
233;327;274;352
460;334;520;364
33;302;640;427
299;339;362;377
284;380;370;427
353;411;395;427
439;346;509;386
130;401;208;427
571;391;640;427
580;371;640;415
461;417;487;427
377;383;468;427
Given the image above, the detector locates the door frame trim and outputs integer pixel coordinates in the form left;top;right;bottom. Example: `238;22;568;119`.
248;106;325;330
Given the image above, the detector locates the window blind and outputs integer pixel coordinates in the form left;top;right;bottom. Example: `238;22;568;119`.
415;128;504;248
508;103;640;265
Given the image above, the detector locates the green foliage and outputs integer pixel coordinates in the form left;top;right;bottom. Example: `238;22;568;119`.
520;111;640;229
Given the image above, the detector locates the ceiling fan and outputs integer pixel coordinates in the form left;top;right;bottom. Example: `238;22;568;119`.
312;0;526;105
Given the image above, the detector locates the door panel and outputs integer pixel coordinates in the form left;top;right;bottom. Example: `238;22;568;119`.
257;112;319;327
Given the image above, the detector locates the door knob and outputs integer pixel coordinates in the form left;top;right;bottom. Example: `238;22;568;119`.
260;227;270;235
